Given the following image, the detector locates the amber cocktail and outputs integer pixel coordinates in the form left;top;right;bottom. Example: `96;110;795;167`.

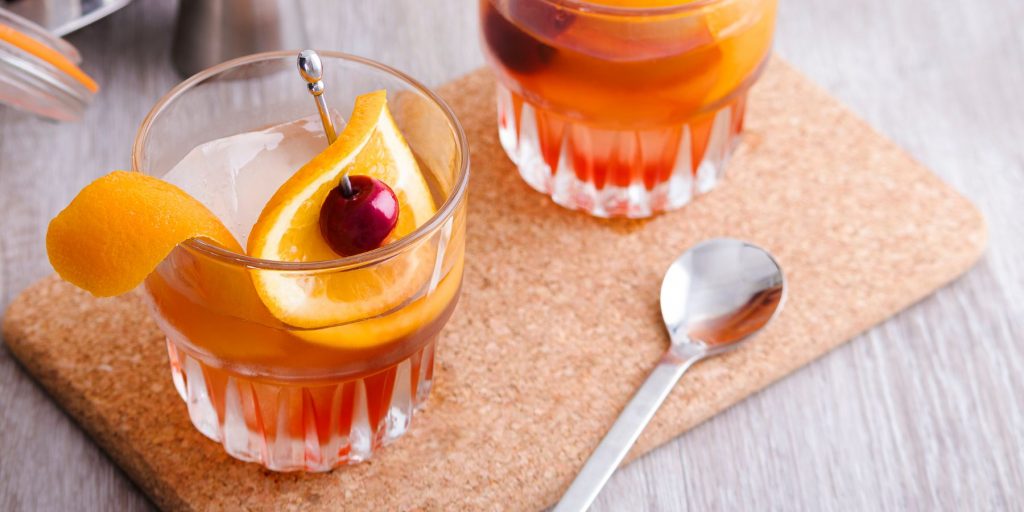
481;0;776;217
132;52;469;471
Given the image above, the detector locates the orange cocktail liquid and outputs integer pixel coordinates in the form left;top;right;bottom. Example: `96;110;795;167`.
140;117;465;471
144;255;461;471
481;0;776;217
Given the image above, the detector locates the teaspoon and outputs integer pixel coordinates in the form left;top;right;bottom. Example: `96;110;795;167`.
555;238;786;511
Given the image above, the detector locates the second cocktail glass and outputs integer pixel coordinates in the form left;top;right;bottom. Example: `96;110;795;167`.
481;0;777;218
133;52;469;471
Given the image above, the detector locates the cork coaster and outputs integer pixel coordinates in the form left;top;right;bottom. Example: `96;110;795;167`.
2;59;986;511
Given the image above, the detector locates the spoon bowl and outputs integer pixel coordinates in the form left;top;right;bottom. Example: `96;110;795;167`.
661;238;785;352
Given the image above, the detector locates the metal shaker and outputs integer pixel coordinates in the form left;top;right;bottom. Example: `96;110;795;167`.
172;0;309;77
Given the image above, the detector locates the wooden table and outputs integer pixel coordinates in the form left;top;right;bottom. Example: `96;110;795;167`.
1;1;1020;510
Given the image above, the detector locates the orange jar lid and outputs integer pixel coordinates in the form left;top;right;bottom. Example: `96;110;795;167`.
0;8;99;120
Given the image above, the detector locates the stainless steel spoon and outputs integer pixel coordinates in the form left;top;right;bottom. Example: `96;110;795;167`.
554;238;786;512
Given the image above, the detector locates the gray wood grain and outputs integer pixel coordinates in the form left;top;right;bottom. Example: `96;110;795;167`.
0;0;1020;510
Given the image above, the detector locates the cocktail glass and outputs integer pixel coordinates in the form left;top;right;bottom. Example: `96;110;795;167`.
133;51;469;471
481;0;776;217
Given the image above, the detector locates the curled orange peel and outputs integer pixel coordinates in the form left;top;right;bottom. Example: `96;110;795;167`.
46;171;240;297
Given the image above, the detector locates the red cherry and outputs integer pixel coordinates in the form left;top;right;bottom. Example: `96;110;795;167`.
482;2;564;74
319;175;399;256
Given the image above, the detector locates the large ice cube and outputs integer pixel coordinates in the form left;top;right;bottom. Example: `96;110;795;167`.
163;116;333;247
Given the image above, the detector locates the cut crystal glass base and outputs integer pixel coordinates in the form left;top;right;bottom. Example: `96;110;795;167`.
496;84;747;218
166;337;436;472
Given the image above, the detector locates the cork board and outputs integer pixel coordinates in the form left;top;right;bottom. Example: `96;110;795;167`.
2;59;986;511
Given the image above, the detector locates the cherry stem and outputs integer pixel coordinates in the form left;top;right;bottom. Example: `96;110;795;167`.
339;174;354;197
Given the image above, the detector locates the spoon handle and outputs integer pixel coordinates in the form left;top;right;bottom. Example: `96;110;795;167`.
554;350;704;512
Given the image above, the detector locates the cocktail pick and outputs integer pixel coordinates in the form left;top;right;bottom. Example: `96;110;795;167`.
297;49;352;196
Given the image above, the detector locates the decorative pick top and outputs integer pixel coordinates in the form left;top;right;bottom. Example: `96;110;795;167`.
297;49;400;256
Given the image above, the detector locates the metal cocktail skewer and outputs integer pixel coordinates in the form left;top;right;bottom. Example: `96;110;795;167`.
297;49;353;196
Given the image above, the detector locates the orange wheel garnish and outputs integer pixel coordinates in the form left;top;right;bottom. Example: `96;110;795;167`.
247;90;445;347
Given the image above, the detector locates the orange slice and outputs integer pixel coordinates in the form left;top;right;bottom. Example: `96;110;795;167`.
247;90;438;335
294;253;464;348
46;171;240;297
703;1;776;101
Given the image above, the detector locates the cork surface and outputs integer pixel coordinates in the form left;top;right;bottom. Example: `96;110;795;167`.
2;59;986;511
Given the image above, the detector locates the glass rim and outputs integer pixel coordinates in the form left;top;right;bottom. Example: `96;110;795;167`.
131;50;470;272
542;0;722;16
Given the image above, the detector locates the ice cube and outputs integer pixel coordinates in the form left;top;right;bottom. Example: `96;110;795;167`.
163;115;335;247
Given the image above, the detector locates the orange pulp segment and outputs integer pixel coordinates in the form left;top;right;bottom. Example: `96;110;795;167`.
294;254;463;349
